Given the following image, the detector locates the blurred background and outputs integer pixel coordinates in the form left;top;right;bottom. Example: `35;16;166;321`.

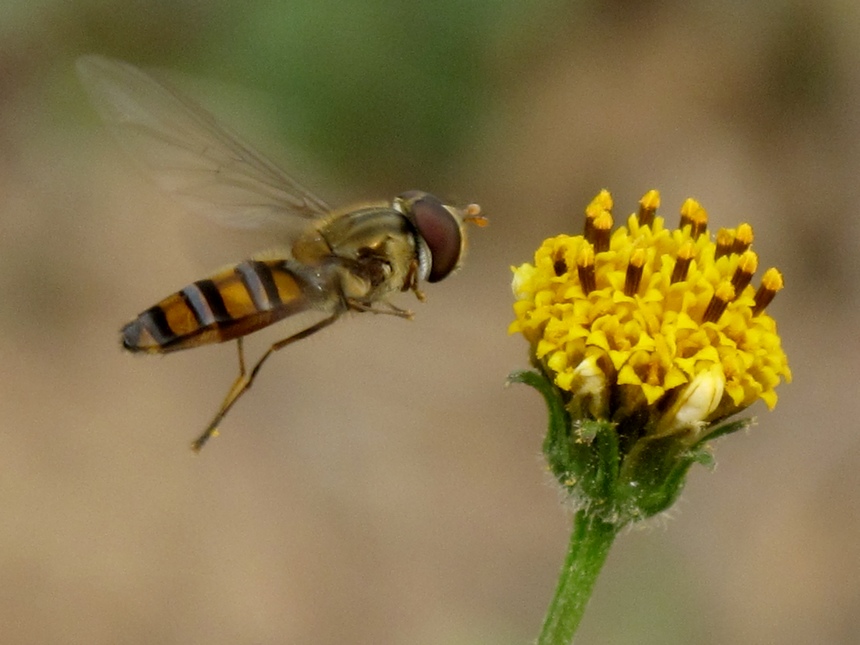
1;1;857;643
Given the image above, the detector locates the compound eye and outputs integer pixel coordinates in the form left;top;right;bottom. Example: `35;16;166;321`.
401;192;463;282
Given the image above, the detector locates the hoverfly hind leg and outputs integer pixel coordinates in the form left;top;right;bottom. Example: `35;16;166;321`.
191;338;248;452
190;315;341;452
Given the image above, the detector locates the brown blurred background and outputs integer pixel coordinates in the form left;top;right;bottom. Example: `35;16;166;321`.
1;1;857;643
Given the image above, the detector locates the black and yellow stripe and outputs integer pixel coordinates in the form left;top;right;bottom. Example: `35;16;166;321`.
122;259;317;353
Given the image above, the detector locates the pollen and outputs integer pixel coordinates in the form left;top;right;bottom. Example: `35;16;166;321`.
510;189;791;433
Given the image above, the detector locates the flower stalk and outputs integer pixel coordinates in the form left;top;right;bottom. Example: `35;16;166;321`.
538;509;619;645
509;189;791;642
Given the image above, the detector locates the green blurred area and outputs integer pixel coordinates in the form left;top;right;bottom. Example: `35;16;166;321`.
11;0;568;188
4;0;842;196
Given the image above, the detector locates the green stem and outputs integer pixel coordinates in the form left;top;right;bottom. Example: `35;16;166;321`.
538;508;621;645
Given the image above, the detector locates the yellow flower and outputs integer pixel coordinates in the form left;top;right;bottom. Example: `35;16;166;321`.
510;189;791;439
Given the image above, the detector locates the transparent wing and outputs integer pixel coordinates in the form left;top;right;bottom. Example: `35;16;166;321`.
76;55;331;233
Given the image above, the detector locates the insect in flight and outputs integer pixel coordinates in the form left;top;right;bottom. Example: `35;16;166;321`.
77;55;486;451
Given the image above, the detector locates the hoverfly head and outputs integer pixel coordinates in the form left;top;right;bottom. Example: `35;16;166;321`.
396;190;486;283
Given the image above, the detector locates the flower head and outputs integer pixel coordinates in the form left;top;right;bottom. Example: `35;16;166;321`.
509;191;794;637
511;189;791;442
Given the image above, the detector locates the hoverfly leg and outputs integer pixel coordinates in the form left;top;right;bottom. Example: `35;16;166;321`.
347;298;414;320
190;340;248;452
411;285;426;302
236;336;247;374
190;314;341;452
382;301;415;319
402;259;426;302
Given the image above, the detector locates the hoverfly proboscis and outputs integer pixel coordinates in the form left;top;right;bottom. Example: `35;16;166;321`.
77;55;486;452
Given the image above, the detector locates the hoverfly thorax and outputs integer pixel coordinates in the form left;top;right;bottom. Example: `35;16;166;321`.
310;204;427;302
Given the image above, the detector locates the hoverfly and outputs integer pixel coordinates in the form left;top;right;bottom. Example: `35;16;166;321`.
77;55;485;451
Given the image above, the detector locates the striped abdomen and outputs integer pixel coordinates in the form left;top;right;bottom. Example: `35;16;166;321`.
122;259;331;353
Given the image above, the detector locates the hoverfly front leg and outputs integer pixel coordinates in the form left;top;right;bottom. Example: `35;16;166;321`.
346;298;414;320
191;314;341;452
402;258;426;302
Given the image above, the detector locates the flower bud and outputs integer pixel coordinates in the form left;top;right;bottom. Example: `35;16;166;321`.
658;364;726;439
567;356;608;420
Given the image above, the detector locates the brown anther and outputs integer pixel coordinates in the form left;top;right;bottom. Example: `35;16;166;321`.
637;189;660;227
752;268;784;316
715;228;735;260
591;211;613;253
624;248;646;296
702;281;736;323
583;214;595;242
553;249;567;277
577;244;596;295
670;240;696;284
730;250;758;296
732;223;754;254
